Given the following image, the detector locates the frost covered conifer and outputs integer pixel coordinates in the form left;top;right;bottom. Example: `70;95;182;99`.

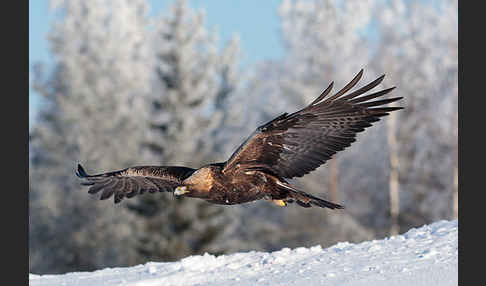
29;0;154;273
128;0;243;262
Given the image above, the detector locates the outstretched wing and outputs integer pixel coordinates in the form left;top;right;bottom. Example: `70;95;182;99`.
222;69;403;179
76;164;196;204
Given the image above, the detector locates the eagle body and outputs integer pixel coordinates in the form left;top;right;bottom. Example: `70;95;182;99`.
182;164;298;206
77;70;403;210
182;164;272;205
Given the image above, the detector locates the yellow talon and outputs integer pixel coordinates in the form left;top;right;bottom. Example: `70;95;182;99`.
272;200;287;207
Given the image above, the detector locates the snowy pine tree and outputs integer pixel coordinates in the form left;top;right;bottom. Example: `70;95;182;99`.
29;0;154;273
126;0;244;262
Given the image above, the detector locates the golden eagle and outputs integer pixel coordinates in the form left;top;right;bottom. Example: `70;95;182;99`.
76;70;402;209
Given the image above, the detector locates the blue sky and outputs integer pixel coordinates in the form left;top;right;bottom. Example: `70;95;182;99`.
29;0;285;128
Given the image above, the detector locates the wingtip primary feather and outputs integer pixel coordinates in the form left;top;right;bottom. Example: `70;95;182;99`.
374;74;386;87
311;81;334;105
76;164;88;178
355;69;364;83
322;69;365;103
311;69;366;106
347;86;397;104
357;96;403;108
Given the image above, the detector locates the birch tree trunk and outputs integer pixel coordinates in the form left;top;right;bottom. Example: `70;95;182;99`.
452;85;458;220
453;161;458;219
329;157;339;202
387;108;400;236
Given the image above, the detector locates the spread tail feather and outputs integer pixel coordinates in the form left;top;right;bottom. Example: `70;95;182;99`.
277;181;344;209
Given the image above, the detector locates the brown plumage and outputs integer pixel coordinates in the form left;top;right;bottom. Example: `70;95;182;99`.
76;69;403;209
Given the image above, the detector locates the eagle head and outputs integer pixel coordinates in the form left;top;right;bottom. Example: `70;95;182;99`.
173;166;215;198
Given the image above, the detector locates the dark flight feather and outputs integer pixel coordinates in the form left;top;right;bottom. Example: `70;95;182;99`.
76;164;195;204
222;70;403;179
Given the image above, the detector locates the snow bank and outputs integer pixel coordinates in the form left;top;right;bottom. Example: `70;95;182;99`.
29;220;458;286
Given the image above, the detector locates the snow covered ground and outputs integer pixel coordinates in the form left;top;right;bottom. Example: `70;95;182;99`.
29;220;458;286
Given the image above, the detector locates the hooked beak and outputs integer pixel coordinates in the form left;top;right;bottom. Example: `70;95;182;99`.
174;186;189;196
